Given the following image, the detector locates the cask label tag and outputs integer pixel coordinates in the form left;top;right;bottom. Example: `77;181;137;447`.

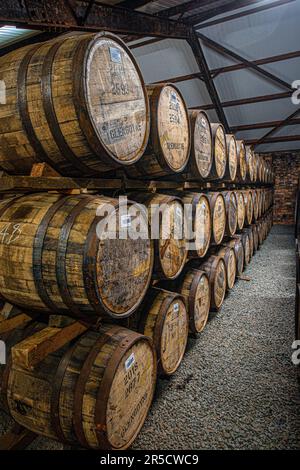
109;47;122;63
125;352;135;371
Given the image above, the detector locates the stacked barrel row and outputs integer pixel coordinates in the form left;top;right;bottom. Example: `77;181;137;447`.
0;32;273;185
0;31;274;451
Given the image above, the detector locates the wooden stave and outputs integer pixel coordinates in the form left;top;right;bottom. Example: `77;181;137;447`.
0;33;150;176
200;255;227;311
223;134;238;182
206;192;226;245
209;123;227;181
223;191;238;237
185;110;213;181
127;192;187;280
235;190;246;231
217;246;237;290
226;238;244;277
236;140;247;182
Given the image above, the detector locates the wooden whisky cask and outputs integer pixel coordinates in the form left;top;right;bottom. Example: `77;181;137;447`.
126;288;188;376
223;191;238;237
251;224;259;252
210;123;227;180
252;153;258;183
245;146;255;182
243;190;253;226
3;324;156;450
126;84;190;179
257;189;263;218
127;193;187;279
244;228;254;259
217;246;236;290
235;191;246;231
0;33;150;176
239;232;251;266
252;190;259;222
200;255;227;311
207;192;226;245
178;268;210;335
180;191;211;258
185;110;213;180
0;193;153;320
223;134;238;182
227;238;244;277
236;140;247;182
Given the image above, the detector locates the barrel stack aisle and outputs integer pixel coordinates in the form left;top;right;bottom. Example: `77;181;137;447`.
0;32;274;451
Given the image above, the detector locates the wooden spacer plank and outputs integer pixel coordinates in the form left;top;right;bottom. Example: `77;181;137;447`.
0;424;37;450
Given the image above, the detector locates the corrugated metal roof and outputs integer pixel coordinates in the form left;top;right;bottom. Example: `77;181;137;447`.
0;26;38;46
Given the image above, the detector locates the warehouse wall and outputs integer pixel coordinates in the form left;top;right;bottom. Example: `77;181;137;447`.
260;152;300;225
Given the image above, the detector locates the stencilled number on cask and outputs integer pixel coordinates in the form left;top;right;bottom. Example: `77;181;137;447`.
0;223;23;245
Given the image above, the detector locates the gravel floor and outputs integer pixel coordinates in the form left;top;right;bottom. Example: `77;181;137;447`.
1;225;299;450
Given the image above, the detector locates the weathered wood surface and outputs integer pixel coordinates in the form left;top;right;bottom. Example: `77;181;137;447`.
125;288;188;376
210;123;227;180
243;190;254;226
0;193;153;320
217;246;236;290
223;191;238;237
0;33;149;176
0;423;37;450
246;147;255;183
226;238;244;277
185;110;212;180
179;191;211;258
0;303;33;334
235;191;245;231
224;134;237;182
127;192;187;280
126;84;190;179
207;192;226;245
236;140;247;182
3;324;156;450
199;255;227;311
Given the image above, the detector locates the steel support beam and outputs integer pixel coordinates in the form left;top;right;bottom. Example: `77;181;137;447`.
0;0;190;38
197;32;293;91
253;108;300;148
188;29;229;131
246;135;300;145
232;118;300;132
187;0;263;25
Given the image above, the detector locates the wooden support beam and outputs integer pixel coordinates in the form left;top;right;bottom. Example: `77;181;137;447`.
12;321;88;370
0;0;190;39
188;29;229;131
191;91;292;110
253;108;300;148
0;303;32;334
197;0;295;29
197;32;293;91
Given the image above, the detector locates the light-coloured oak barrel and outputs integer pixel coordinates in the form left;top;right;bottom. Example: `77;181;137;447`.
207;192;226;245
226;238;244;277
217;246;236;290
243;228;254;259
0;33;150;176
127;192;187;279
235;191;246;231
252;153;258;183
126;84;190;179
185;110;213;180
180;191;211;258
0;193;153;320
126;288;188;376
210;123;227;180
246;147;255;182
2;323;156;450
236;140;247;182
223;191;238;237
200;255;227;311
224;134;238;182
178;268;210;334
243;190;254;226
